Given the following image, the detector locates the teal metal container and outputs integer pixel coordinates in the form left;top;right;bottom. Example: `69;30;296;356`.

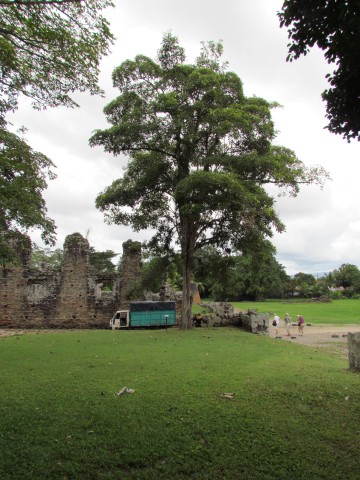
129;301;176;327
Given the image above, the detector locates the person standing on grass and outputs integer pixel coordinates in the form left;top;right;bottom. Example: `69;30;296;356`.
284;313;291;336
298;314;305;335
273;313;280;335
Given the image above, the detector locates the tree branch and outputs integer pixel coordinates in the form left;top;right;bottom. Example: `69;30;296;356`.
0;0;83;5
53;3;88;34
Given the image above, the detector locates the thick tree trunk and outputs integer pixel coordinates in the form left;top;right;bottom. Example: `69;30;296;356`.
181;249;193;329
180;216;196;329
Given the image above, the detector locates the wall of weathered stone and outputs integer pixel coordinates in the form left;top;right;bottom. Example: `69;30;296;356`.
0;234;141;329
0;235;43;327
119;240;142;306
237;311;269;334
197;302;269;334
348;332;360;371
1;234;270;333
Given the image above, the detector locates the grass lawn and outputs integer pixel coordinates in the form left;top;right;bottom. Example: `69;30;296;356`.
1;328;360;479
232;299;360;325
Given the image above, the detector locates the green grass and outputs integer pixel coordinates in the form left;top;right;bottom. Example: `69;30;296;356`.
232;298;360;325
1;328;360;479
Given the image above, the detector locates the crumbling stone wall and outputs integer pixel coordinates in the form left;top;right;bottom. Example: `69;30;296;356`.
0;234;269;333
0;236;33;327
236;311;269;334
348;332;360;371
0;234;141;329
119;240;142;306
197;302;269;334
54;233;90;327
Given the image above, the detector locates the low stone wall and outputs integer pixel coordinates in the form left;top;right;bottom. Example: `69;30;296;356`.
197;303;269;334
348;332;360;371
237;311;269;334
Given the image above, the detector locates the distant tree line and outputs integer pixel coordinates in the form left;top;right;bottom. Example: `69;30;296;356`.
288;264;360;300
31;244;360;301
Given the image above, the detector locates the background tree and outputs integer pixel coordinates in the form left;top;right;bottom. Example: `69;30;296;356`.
30;245;63;269
293;272;316;287
193;244;288;301
0;0;114;262
192;246;237;300
313;276;331;298
294;272;315;297
331;263;360;296
90;33;328;328
278;1;360;141
141;256;170;294
89;247;118;274
141;253;183;294
30;244;118;273
0;128;56;262
235;251;288;301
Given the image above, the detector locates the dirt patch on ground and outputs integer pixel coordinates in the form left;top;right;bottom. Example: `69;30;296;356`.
270;323;360;345
270;324;360;359
0;329;77;338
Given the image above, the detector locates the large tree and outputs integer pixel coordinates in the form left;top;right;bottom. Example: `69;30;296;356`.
90;34;328;328
0;0;114;262
278;1;360;141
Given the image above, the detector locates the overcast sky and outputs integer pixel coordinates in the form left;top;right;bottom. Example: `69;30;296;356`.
8;0;360;276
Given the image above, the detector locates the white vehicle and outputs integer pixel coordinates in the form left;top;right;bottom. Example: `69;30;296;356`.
110;310;130;329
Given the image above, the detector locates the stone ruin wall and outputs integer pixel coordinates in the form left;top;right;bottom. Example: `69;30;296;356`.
197;302;269;334
119;240;142;307
0;233;142;329
348;332;360;371
1;233;268;334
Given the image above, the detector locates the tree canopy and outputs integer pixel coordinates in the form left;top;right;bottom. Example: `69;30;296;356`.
90;33;328;328
0;0;114;118
192;244;288;301
89;247;118;274
0;127;56;262
30;244;63;269
278;1;360;141
0;0;114;262
331;263;360;292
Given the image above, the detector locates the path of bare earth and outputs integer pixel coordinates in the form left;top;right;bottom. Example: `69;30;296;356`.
0;329;76;338
270;324;360;345
232;306;360;351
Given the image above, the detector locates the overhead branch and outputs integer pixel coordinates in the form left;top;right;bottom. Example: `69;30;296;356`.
0;0;82;5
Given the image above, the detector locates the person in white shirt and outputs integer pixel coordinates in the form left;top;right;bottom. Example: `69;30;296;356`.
273;314;280;335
